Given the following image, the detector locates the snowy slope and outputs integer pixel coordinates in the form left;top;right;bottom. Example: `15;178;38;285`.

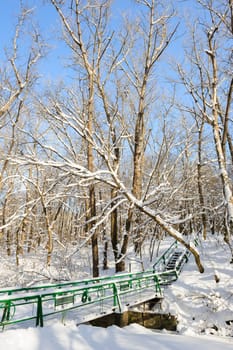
163;234;233;337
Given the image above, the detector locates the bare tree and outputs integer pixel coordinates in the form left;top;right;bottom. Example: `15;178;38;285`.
114;0;178;268
177;0;233;260
50;0;112;276
48;0;197;273
0;6;43;264
0;6;42;184
6;0;205;274
195;114;208;239
39;0;204;273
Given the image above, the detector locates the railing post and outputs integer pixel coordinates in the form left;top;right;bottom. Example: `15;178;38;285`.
1;300;11;323
163;255;166;267
112;283;122;313
153;274;161;294
36;296;43;327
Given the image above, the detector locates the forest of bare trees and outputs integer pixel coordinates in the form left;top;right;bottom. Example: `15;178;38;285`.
0;0;232;279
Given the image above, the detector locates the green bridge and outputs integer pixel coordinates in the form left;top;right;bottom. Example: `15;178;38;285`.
0;239;196;330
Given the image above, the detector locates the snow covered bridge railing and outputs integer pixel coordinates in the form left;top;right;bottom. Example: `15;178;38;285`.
0;268;163;298
152;240;178;272
151;238;200;285
0;272;162;329
0;239;196;330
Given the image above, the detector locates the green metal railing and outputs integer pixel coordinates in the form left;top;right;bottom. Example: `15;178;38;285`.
152;239;197;275
0;238;196;330
152;240;178;272
0;272;162;329
0;269;158;297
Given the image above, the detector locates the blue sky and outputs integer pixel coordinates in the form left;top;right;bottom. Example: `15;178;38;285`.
0;1;60;81
0;0;200;86
0;1;141;83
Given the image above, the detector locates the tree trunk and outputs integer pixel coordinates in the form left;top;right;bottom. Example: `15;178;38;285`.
197;118;208;239
88;73;99;277
207;35;233;259
111;188;118;262
116;207;133;272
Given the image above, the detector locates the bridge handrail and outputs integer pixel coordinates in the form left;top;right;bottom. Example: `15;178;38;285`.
153;235;199;273
0;269;158;296
0;271;162;329
0;239;185;297
0;238;196;330
157;269;178;281
152;240;178;271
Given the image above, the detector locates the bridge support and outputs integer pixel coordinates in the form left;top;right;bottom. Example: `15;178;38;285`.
88;296;177;331
89;310;177;331
127;311;177;331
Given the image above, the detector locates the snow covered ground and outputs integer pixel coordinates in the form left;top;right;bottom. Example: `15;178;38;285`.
0;234;233;349
163;234;233;338
0;322;232;350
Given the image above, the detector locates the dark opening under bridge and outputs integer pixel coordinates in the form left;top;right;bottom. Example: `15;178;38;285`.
0;239;197;330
